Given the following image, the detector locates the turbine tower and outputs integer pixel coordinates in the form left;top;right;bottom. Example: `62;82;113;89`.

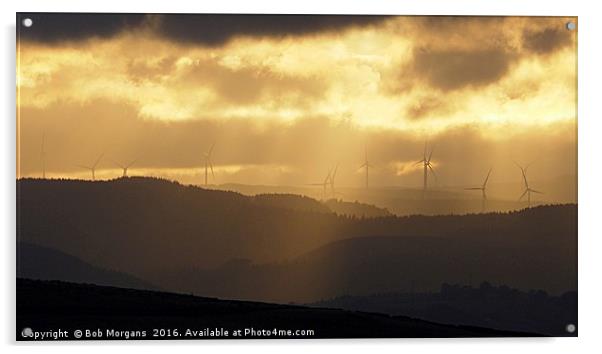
40;133;46;179
465;167;492;212
307;168;332;200
358;146;374;189
78;153;104;181
516;162;542;208
115;159;137;177
329;163;339;199
203;143;215;186
415;142;436;197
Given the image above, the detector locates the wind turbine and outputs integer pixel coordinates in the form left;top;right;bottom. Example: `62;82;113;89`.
358;145;374;189
515;162;542;208
307;168;332;200
465;167;492;212
78;153;104;181
40;133;46;179
415;142;437;197
115;159;137;177
203;143;215;186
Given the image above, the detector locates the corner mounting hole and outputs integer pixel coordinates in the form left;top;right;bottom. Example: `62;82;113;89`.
566;22;576;31
22;18;33;28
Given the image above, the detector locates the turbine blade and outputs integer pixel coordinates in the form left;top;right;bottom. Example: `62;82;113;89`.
530;189;543;194
516;164;528;188
464;187;482;190
428;164;438;180
519;189;528;201
483;167;492;188
93;153;105;168
208;142;215;156
324;169;332;183
111;159;125;169
427;147;434;163
210;163;215;180
332;164;339;179
126;159;137;168
513;161;530;187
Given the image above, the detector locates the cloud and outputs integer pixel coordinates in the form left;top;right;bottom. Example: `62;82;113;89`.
17;15;577;142
405;95;453;120
155;14;389;46
171;57;328;106
17;13;146;43
378;16;576;125
522;27;573;54
410;48;515;91
18;13;388;46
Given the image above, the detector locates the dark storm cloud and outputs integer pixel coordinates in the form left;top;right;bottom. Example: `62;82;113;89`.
417;16;506;32
411;48;515;91
154;14;389;46
18;13;388;45
523;28;573;54
17;13;146;43
383;17;574;96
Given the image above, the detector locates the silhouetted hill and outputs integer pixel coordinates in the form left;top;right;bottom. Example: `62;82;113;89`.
16;242;157;291
251;193;330;213
19;177;346;273
160;230;576;303
17;177;576;301
338;187;542;216
16;278;538;340
251;193;391;217
311;283;577;336
213;183;546;216
324;199;392;218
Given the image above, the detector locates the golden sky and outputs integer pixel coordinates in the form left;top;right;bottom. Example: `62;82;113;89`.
17;15;577;196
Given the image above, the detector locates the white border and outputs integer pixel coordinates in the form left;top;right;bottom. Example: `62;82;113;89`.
2;1;600;353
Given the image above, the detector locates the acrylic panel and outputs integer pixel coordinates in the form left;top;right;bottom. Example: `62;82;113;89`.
16;13;577;340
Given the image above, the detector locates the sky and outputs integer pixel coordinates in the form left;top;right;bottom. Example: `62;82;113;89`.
16;14;577;195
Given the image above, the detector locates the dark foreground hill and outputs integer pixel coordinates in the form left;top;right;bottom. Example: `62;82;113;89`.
16;278;538;340
17;242;157;291
311;283;577;336
159;231;576;303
